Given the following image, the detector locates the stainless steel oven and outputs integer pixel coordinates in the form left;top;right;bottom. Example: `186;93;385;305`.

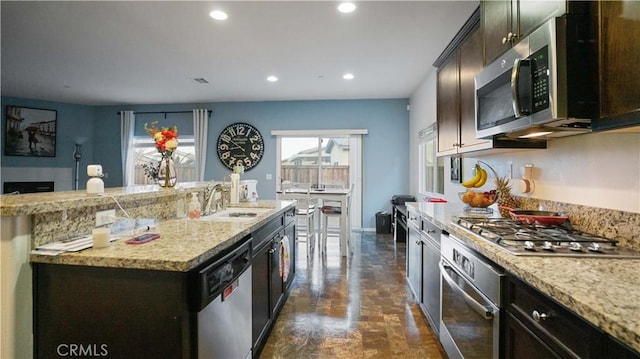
440;234;505;359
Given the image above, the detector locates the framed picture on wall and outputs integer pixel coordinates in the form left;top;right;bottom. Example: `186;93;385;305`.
4;106;57;157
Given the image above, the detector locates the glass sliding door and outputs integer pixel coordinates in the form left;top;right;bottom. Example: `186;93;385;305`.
275;131;363;230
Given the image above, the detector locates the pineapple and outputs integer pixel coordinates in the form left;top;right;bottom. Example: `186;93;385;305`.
495;176;519;218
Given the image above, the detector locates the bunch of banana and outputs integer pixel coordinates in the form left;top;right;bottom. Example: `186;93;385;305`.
462;163;488;188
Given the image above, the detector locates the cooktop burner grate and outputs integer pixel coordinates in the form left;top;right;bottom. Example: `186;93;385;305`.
454;217;640;258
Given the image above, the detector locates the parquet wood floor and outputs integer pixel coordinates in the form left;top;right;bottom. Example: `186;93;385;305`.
259;232;446;358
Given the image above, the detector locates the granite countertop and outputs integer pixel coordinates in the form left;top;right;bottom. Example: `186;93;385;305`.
407;201;640;353
0;182;209;216
30;200;295;272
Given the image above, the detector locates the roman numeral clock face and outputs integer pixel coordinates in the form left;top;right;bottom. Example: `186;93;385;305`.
216;123;265;171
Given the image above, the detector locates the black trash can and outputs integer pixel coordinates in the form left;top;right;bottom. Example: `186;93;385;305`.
375;211;392;234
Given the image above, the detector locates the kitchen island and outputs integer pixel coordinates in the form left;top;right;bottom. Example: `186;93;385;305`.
30;201;295;358
1;183;295;358
407;201;640;355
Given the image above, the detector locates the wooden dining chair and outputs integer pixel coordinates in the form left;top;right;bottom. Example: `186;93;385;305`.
280;182;318;257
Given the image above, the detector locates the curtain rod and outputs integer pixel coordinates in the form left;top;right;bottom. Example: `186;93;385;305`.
116;110;212;118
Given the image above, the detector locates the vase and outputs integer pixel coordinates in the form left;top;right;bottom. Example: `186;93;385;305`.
158;155;177;187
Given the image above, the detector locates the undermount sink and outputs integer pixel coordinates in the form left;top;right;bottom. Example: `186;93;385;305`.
198;207;273;222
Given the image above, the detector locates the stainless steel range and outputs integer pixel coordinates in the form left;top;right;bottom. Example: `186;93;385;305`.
454;217;640;258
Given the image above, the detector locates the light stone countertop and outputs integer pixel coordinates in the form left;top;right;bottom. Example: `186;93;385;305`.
30;200;295;272
407;201;640;353
0;182;210;216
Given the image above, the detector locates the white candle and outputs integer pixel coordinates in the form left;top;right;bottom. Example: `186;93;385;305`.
230;173;240;204
92;227;111;248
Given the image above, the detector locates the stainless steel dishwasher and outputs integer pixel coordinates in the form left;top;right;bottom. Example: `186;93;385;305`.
194;236;252;359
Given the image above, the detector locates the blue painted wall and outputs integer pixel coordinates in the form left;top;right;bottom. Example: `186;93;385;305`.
1;97;97;186
2;97;409;228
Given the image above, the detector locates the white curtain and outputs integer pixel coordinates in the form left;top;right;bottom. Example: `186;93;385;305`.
120;111;135;186
193;109;209;181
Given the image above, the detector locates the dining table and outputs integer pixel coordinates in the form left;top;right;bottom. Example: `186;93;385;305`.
278;186;352;257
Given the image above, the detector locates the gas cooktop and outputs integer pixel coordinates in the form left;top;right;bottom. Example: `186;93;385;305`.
453;217;640;259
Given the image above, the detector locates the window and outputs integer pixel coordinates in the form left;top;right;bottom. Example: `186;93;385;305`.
279;136;349;188
418;124;444;195
132;136;196;185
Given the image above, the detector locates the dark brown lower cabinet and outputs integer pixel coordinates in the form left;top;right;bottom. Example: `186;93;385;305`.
251;237;272;354
608;336;640;359
251;211;295;357
504;311;560;359
504;275;640;359
33;264;194;359
284;219;296;291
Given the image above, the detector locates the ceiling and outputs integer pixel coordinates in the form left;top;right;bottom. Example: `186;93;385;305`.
1;1;479;106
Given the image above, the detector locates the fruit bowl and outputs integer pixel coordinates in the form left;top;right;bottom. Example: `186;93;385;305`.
459;189;498;209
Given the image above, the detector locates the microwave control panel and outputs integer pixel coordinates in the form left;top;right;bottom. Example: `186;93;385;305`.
531;46;550;112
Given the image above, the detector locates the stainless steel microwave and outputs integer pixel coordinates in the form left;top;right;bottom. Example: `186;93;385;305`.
475;16;598;140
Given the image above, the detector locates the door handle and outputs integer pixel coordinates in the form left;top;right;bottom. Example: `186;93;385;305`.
532;310;554;322
511;58;531;118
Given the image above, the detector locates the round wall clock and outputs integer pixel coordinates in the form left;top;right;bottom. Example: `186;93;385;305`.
216;122;265;171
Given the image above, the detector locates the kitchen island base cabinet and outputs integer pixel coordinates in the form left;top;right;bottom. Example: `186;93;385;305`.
251;210;296;358
32;207;298;359
33;264;194;359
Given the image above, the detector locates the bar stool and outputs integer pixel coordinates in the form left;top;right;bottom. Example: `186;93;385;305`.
280;182;318;257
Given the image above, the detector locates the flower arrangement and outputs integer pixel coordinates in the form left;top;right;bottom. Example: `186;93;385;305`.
144;121;179;187
144;121;178;157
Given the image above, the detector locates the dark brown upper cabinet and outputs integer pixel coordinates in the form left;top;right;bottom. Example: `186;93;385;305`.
437;23;491;156
482;0;566;65
592;0;640;131
434;8;545;156
436;11;490;156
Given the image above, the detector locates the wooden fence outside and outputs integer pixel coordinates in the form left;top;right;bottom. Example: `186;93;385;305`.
134;165;195;185
281;165;349;187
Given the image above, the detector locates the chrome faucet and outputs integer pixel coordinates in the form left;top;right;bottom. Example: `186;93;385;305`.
203;183;225;215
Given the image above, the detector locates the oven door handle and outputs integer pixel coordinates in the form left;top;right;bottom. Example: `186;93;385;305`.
440;262;495;320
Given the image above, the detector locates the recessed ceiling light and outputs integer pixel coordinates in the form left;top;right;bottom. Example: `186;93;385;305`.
343;73;355;80
209;10;228;20
338;2;356;14
267;75;279;82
